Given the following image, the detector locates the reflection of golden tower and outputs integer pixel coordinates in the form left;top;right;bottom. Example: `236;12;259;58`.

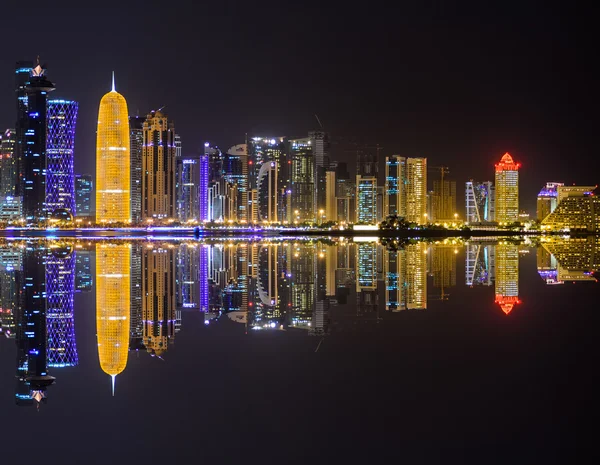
96;243;131;394
430;244;457;300
406;242;427;309
96;73;131;223
142;246;176;355
495;243;520;314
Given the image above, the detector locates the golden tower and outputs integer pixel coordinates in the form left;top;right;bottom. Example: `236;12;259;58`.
96;243;131;394
494;153;520;224
96;73;131;223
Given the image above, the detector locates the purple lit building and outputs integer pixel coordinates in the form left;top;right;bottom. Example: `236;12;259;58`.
537;182;564;221
199;153;209;222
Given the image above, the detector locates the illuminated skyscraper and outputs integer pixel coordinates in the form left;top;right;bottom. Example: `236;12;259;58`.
325;170;337;222
289;137;314;223
0;129;17;197
257;161;278;223
335;162;354;223
199;154;209;222
46;100;78;215
142;246;176;355
75;174;93;218
356;176;377;224
224;144;248;223
176;154;200;222
96;75;130;223
404;158;427;225
541;186;600;233
142;110;176;219
384;155;405;218
465;181;495;223
494;243;520;314
494;153;520;223
310;131;330;220
537;182;564;221
129;116;144;223
46;246;77;368
19;61;56;222
96;243;130;393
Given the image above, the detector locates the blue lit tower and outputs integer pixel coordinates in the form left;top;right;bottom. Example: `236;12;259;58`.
19;60;56;222
46;100;78;215
46;245;78;368
199;154;209;222
13;61;33;199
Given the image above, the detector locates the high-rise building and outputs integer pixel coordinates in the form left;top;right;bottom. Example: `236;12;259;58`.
142;246;176;355
257;161;278;223
129;116;144;224
224;144;248;223
142;110;176;219
465;181;495;223
431;180;457;223
46;246;77;368
335;162;354;223
176;154;200;222
199;154;209;222
14;60;33;200
75;175;93;218
325;170;337;222
18;60;56;223
536;182;564;221
289;137;314;223
0;129;17;197
46;99;78;216
96;75;130;223
465;243;495;286
494;243;520;314
494;153;520;224
310;131;330;220
384;155;405;218
405;158;427;224
541;186;600;233
356;175;377;224
96;243;130;394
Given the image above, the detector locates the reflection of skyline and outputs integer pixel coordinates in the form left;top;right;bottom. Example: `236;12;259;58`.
540;237;600;283
494;243;520;314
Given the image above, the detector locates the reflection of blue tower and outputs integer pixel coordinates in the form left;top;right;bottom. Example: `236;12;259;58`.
199;155;209;222
15;244;55;406
46;246;77;367
199;245;209;312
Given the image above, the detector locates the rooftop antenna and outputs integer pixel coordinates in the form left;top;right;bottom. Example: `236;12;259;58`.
111;374;116;397
314;114;323;129
111;71;115;92
156;105;166;112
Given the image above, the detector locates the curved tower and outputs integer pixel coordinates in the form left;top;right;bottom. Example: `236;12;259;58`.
96;74;130;223
96;243;130;393
46;100;78;215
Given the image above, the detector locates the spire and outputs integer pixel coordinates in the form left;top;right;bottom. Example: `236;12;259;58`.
112;71;115;92
111;374;116;396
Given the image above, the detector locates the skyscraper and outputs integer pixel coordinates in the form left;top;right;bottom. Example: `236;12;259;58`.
14;60;33;199
405;158;427;225
257;161;278;223
325;170;337;222
0;129;17;197
129;116;144;224
335;162;354;223
356;175;377;224
75;174;93;218
494;153;520;224
142;110;176;219
541;186;600;233
537;182;564;221
96;243;130;394
46;99;78;215
176;154;200;222
384;155;405;218
18;60;56;222
199;154;209;222
431;180;457;222
310;130;330;220
224;144;248;223
289;137;314;223
96;75;130;223
465;181;495;223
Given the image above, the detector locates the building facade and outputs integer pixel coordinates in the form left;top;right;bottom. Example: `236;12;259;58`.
0;129;17;197
289;137;314;223
129;116;144;224
384;155;405;218
356;175;377;224
431;180;457;222
494;153;520;224
541;186;600;232
257;161;278;223
405;158;427;225
224;144;248;223
465;181;495;223
176;154;200;222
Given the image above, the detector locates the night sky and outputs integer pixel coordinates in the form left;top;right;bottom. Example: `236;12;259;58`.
1;2;596;213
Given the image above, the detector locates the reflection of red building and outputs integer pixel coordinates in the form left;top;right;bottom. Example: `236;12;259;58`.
494;295;521;315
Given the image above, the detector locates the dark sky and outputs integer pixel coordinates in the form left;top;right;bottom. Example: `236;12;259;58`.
1;2;596;213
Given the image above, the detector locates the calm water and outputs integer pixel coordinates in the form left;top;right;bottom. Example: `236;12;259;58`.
0;237;598;464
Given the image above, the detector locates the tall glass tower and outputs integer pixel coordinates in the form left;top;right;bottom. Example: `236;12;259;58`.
46;100;78;215
96;75;130;223
0;129;17;197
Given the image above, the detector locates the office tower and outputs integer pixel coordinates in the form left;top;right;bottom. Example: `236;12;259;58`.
45;99;78;216
129;116;144;223
14;60;33;200
176;243;199;309
335;162;354;223
142;245;176;355
199;154;209;222
224;144;248;223
431;180;457;222
384;155;405;218
494;243;520;314
96;243;130;393
289;137;314;223
406;242;427;309
541;186;600;233
75;249;93;292
96;75;130;223
310;131;330;220
465;243;495;286
205;142;223;184
325;170;337;222
15;245;55;406
176;154;200;222
129;243;143;350
74;174;93;218
142;110;176;219
0;129;17;197
248;189;258;224
405;158;427;225
384;248;404;311
356;176;378;224
494;153;520;223
0;246;22;338
537;182;564;221
257;161;278;223
18;61;56;222
46;246;77;368
465;181;495;223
